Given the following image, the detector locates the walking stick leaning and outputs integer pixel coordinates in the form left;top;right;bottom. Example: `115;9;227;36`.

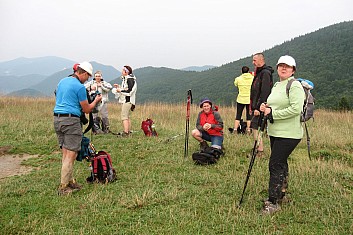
303;121;311;160
184;89;192;158
238;113;267;207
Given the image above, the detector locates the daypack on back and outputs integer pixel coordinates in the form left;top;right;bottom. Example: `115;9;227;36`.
86;150;117;184
141;118;158;136
286;78;315;122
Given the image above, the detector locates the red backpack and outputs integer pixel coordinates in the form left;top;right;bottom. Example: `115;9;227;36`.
86;150;116;184
141;118;158;136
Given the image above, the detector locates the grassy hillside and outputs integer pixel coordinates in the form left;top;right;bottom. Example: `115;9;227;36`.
0;97;352;234
130;21;353;108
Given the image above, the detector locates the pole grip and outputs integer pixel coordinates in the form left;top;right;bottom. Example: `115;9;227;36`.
260;115;267;132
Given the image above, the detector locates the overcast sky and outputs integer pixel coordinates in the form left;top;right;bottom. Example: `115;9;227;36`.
1;0;352;70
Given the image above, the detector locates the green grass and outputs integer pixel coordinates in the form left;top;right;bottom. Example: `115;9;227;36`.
0;98;352;234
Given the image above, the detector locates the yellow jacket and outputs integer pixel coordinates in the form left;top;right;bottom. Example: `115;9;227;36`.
234;73;254;104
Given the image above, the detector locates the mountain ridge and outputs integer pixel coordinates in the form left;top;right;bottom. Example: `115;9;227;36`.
1;21;352;108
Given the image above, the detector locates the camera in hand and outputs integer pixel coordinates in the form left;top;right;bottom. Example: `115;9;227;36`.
89;90;102;113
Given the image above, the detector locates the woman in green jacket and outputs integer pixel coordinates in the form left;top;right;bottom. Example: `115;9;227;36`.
260;55;305;215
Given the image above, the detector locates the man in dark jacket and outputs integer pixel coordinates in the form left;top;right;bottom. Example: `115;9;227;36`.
249;53;274;156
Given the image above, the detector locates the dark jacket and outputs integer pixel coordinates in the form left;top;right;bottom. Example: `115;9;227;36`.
250;65;274;111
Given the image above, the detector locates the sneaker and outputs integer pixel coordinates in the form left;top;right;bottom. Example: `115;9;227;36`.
68;179;83;191
279;195;291;204
262;201;281;215
57;184;74;196
200;141;209;151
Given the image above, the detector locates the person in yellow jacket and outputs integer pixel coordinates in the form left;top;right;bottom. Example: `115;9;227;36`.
232;66;254;134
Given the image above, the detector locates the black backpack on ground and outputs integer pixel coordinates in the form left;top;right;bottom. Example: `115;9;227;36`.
237;119;247;134
192;147;223;165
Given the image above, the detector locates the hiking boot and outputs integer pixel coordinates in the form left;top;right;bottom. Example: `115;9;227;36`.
57;184;74;196
121;132;130;137
279;195;291;204
94;129;105;135
103;126;110;134
262;195;291;205
221;145;226;156
262;201;281;215
68;179;83;191
200;141;209;151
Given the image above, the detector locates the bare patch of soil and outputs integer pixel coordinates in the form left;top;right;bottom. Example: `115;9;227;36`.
0;146;38;179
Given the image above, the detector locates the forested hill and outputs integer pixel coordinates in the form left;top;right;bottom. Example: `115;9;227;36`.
110;21;353;108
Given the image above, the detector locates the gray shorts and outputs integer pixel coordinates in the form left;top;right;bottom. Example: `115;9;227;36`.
54;116;82;151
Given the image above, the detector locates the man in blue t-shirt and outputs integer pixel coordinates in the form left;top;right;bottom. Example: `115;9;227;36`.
54;61;102;196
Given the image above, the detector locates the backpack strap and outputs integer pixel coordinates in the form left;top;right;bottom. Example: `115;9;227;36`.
99;156;108;172
286;78;296;97
83;89;94;134
93;156;99;174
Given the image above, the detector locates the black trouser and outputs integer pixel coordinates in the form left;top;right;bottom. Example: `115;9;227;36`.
235;102;251;121
268;136;301;204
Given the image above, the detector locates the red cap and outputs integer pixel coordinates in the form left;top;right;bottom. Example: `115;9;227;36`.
73;63;79;71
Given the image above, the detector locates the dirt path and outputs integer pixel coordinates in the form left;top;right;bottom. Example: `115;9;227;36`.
0;146;38;179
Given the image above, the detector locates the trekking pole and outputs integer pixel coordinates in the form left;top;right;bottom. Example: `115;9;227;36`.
304;121;311;160
184;89;192;158
239;113;266;207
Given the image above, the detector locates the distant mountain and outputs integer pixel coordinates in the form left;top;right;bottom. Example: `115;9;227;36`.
30;62;120;96
3;21;353;108
0;57;121;95
181;65;217;72
0;56;76;76
6;88;47;97
0;74;47;94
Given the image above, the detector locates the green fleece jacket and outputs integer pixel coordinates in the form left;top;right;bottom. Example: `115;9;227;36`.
267;77;305;139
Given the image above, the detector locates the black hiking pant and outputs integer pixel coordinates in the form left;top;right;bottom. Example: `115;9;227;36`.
268;136;301;204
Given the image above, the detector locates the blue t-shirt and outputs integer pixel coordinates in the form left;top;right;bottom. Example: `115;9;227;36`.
53;76;87;116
